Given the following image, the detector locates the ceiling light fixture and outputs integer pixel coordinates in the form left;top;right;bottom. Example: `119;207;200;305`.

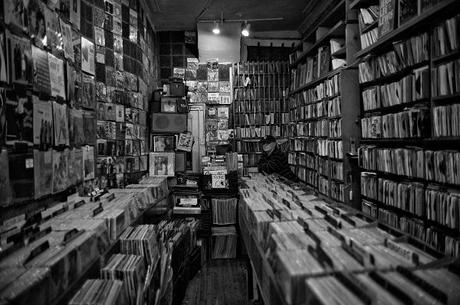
212;21;220;34
241;22;250;37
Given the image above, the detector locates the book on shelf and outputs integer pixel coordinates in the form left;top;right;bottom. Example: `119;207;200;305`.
432;14;459;59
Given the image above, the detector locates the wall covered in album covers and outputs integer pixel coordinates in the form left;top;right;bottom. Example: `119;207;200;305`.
0;0;159;211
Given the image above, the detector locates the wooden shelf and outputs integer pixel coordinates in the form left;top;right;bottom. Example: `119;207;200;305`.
360;20;378;34
291;21;346;68
432;92;460;103
359;60;429;87
362;99;430;115
331;46;347;57
432;50;460;64
360;137;460;146
355;0;458;59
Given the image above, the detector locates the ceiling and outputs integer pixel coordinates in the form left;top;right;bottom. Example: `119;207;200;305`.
147;0;309;32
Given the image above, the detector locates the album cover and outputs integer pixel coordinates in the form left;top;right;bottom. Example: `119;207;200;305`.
113;17;122;35
52;101;69;146
0;149;13;207
83;145;95;180
176;132;194;152
97;102;105;120
207;92;219;103
70;0;81;30
115;70;124;87
95;27;105;50
0;33;7;83
95;82;106;102
4;0;28;32
44;6;63;55
27;0;47;47
115;104;125;122
114;34;123;54
52;149;69;193
149;152;175;177
82;73;96;109
72;29;81;69
83;110;96;144
69;148;83;184
129;26;138;43
153;135;175;152
218;119;228;130
60;20;74;61
34;149;53;198
66;64;78;108
7;31;33;85
106;103;116;121
81;37;95;75
97;138;107;155
219;81;231;93
32;96;53;147
114;53;123;71
0;89;5;146
30;46;50;95
97;120;106;139
116;140;125;156
48;53;66;99
207;70;218;82
217;107;229;119
70;108;84;146
125;139;133;155
93;7;105;28
5;92;33;144
218;64;231;81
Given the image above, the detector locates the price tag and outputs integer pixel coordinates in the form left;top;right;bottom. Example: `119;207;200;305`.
211;174;226;188
25;158;34;169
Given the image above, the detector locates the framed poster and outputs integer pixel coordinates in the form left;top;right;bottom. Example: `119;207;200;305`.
81;37;95;75
149;152;175;177
32;96;53;146
48;53;66;99
153;135;175;152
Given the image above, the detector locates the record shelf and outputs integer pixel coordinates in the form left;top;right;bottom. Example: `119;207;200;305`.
355;0;460;256
232;61;290;175
287;0;361;208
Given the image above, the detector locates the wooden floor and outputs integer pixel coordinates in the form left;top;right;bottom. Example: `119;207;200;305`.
182;259;249;305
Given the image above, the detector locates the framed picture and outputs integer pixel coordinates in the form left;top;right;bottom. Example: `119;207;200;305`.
149;152;175;177
161;97;177;112
152;135;175;152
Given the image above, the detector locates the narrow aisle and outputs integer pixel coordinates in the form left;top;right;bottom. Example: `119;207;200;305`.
182;259;248;305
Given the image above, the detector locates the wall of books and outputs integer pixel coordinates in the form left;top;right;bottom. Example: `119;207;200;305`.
354;0;460;256
233;61;290;174
0;0;158;211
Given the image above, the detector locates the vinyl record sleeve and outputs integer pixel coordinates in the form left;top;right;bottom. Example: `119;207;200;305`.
149;152;175;177
44;6;63;55
83;110;96;145
81;37;95;75
34;149;53;198
52;149;69;193
32;96;53;147
0;32;7;83
52;101;69;146
70;108;84;146
6;92;33;144
60;19;74;62
83;145;95;180
4;0;28;32
48;53;66;99
31;46;51;95
0;149;13;206
27;0;47;47
7;31;33;85
82;73;96;109
70;0;81;30
72;29;81;70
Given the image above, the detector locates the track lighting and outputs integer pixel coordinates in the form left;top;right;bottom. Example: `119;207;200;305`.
241;22;250;37
212;21;220;34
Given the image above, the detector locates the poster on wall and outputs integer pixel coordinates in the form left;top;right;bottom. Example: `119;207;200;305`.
52;149;69;193
82;73;96;109
83;110;96;144
4;0;29;32
48;53;66;99
52;101;69;146
72;29;81;69
0;33;7;82
69;108;84;146
34;149;53;198
32;96;53;147
0;89;6;146
44;6;63;55
81;37;95;75
27;0;47;47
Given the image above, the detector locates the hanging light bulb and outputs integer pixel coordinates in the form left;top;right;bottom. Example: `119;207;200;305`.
241;22;250;37
212;21;220;34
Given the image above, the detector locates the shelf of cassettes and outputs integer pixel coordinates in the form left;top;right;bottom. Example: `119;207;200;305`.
360;168;460;191
361;195;460;237
289;67;345;96
291;21;346;68
355;0;459;59
349;0;378;10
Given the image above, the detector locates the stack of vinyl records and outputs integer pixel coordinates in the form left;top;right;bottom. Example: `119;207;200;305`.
211;226;237;259
119;225;160;267
101;254;146;305
69;279;127;305
211;198;238;225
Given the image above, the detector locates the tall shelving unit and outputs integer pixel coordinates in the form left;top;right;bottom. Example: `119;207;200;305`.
232;61;290;175
287;0;361;207
354;0;460;256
